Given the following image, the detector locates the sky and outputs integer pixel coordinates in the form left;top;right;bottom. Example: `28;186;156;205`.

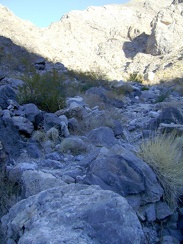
0;0;129;28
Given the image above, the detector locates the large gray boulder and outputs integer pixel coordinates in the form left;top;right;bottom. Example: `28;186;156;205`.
82;146;164;207
1;184;145;244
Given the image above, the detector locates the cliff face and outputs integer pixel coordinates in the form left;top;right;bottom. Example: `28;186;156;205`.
1;0;178;81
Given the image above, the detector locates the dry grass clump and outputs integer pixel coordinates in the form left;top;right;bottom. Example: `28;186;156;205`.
32;127;60;143
138;133;183;207
104;84;134;101
32;131;47;142
46;127;59;142
75;108;124;135
83;93;106;110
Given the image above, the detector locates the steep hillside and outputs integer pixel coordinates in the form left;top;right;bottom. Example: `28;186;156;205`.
1;0;181;81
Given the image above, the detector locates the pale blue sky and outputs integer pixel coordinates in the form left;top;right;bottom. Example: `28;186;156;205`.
0;0;129;27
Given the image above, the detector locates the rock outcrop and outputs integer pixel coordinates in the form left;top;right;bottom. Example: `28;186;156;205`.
0;0;177;80
146;2;183;55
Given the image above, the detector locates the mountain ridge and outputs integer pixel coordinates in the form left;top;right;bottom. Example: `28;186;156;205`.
1;0;179;81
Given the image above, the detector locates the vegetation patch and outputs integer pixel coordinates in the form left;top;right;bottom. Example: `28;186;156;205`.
127;72;144;83
138;133;183;207
67;69;109;92
18;69;66;112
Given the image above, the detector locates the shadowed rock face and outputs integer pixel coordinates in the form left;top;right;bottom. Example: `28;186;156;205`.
0;0;173;80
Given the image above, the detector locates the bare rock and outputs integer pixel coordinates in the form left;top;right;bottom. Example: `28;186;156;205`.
148;107;183;130
83;147;164;206
1;184;145;244
87;126;117;147
0;1;172;80
146;3;183;55
22;170;65;198
12;116;34;136
0;85;16;109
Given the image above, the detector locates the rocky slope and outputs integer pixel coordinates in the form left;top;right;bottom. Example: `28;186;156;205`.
0;0;183;243
0;61;183;243
1;0;182;81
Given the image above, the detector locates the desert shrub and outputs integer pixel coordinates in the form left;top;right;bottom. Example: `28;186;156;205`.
127;72;144;83
32;131;47;142
32;128;60;144
67;69;109;93
105;83;134;101
75;108;123;135
0;174;21;216
46;127;59;141
0;142;21;217
138;133;183;207
113;83;134;96
18;69;66;112
57;137;87;155
141;86;149;91
154;90;170;103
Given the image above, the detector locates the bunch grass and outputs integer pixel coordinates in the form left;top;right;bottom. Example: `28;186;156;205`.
139;133;183;207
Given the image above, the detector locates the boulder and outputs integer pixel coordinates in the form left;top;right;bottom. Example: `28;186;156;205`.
1;184;145;244
0;85;16;109
155;201;174;220
0;116;24;159
12;116;34;136
34;57;45;70
83;147;164;206
21;103;43;128
87;126;117;147
146;3;183;55
21;170;65;198
43;112;61;131
148;107;183;130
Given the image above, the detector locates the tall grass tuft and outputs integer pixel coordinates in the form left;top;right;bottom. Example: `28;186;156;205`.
138;133;183;207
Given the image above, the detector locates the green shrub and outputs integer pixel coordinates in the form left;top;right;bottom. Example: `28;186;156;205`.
18;69;66;112
138;133;183;207
154;90;170;103
127;72;144;83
